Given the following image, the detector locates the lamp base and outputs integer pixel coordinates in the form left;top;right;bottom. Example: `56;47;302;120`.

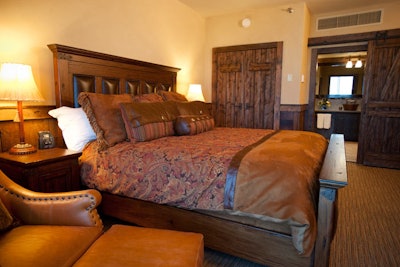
9;143;37;155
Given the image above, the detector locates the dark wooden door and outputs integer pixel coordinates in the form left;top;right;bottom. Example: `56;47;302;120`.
212;43;282;129
357;37;400;168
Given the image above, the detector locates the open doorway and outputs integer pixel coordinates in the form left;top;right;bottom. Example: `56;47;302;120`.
305;44;368;161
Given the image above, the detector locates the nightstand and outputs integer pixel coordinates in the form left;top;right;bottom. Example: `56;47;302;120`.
0;148;82;192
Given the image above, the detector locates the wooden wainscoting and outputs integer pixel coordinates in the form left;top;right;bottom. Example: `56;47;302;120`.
279;104;308;130
0;105;63;152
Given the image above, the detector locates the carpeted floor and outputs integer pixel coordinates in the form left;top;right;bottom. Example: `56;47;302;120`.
329;162;400;267
345;141;358;163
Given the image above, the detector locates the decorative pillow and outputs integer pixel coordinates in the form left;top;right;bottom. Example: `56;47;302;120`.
175;101;210;116
0;197;13;231
48;107;96;152
133;93;163;103
158;90;188;102
78;92;133;151
120;101;179;142
175;115;215;136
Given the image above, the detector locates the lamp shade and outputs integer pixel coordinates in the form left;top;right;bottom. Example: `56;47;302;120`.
0;63;44;101
186;84;205;102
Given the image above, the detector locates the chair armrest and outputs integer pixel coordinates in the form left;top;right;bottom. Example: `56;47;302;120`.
0;170;103;228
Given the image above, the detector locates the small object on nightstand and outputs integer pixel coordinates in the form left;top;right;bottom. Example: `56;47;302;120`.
0;148;82;192
38;131;55;149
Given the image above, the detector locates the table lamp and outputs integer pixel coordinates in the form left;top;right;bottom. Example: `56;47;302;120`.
0;63;44;154
186;84;205;102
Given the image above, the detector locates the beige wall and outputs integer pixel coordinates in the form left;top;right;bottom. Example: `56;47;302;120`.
203;1;400;105
0;0;206;106
1;0;400;107
204;3;310;104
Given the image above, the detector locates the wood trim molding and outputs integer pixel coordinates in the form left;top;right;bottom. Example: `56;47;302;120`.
280;104;308;130
308;28;400;47
280;104;308;112
0;106;55;121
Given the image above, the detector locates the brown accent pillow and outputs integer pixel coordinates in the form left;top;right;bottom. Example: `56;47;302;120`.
120;101;179;142
133;93;163;103
175;101;210;116
0;198;13;231
78;92;133;151
158;91;188;102
175;115;215;136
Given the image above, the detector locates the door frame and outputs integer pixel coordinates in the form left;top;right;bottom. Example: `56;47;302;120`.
307;29;400;164
305;44;368;132
307;29;400;131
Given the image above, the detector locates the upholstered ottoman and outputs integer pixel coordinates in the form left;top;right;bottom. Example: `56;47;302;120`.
73;224;204;267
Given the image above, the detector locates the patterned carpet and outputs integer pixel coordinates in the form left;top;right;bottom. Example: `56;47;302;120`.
329;162;400;267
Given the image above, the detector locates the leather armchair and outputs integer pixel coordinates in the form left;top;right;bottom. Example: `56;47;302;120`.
0;170;103;267
0;170;103;227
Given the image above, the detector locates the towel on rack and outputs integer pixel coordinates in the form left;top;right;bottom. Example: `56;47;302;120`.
317;113;324;129
316;113;332;129
323;114;331;129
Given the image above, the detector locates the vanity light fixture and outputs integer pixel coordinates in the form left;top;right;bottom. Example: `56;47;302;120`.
345;57;353;68
355;59;363;68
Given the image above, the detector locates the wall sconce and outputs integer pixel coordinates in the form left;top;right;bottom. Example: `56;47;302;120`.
186;84;205;102
0;63;44;154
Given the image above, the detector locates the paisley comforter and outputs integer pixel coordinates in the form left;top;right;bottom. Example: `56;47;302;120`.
80;128;327;255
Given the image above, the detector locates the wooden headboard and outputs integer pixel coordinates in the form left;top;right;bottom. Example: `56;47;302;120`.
48;44;180;108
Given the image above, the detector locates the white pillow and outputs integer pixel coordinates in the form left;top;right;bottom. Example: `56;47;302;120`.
48;106;96;151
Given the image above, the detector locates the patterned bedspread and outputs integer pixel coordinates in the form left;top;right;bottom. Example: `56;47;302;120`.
80;128;327;255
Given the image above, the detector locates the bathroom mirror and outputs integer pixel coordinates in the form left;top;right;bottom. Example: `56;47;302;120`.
316;52;367;98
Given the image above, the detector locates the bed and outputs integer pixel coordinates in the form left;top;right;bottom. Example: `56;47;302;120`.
48;44;347;267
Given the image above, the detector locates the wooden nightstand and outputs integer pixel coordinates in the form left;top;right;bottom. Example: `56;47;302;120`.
0;148;82;192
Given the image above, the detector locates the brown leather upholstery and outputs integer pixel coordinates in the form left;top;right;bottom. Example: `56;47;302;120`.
0;170;103;267
0;170;203;267
74;224;204;267
0;226;102;267
0;170;103;227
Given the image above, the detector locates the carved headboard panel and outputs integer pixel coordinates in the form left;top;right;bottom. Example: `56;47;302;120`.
48;44;180;108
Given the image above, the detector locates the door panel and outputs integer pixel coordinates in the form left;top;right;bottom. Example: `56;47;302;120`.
212;43;282;130
358;38;400;168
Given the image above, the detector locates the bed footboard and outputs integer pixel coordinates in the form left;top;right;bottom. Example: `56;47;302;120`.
315;134;348;267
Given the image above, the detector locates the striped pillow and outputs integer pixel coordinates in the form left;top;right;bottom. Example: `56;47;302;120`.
175;115;215;136
132;121;175;142
120;101;179;142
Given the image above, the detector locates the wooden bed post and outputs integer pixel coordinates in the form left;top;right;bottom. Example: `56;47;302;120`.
315;134;348;267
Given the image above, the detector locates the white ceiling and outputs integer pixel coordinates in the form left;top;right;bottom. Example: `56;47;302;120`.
178;0;398;17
